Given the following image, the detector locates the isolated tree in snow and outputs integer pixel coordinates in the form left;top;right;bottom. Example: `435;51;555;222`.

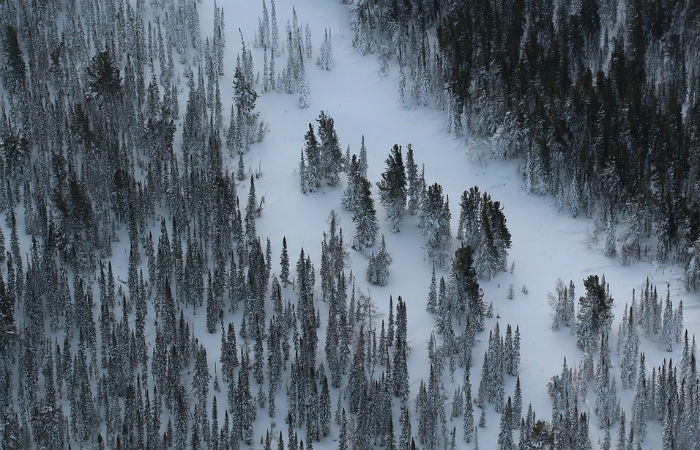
317;28;334;70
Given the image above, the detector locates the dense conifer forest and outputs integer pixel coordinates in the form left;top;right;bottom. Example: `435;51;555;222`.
0;0;697;449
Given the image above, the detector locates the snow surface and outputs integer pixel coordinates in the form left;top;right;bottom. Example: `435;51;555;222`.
87;0;700;448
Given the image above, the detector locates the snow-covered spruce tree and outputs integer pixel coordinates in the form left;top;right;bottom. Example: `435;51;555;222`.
456;186;511;279
393;324;410;400
317;28;334;70
301;124;322;192
358;135;368;179
463;369;474;442
352;177;378;251
548;278;567;330
343;154;361;211
604;209;617;258
405;144;420;215
399;407;411;450
426;263;437;313
419;182;451;267
317;111;343;186
231;43;264;154
449;245;484;331
376;144;407;232
497;396;514;450
576;274;614;350
206;273;218;333
367;235;392;285
280;236;290;285
348;324;367;414
631;352;647;444
619;306;638;389
298;63;310;108
594;334;619;428
661;286;674;352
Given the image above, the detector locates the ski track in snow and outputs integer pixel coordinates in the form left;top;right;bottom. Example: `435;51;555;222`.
66;0;698;449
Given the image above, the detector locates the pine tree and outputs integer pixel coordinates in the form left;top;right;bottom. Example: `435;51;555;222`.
317;111;342;185
377;145;407;232
405;144;420;215
498;397;514;450
672;300;683;344
463;371;474;442
576;275;614;350
662;398;674;450
348;325;367;413
343;154;360;212
245;176;258;247
280;236;290;285
512;326;520;376
367;235;392;285
206;274;218;333
339;408;348;450
399;407;411;450
302;124;321;191
604;210;617;257
352;178;378;251
358;135;368;179
662;286;674;352
450;245;484;329
0;268;14;353
615;410;626;450
631;353;647;444
419;183;451;267
512;376;522;430
426;264;438;313
317;28;334;70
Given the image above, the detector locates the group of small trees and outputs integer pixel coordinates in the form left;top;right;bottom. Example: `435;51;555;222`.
456;186;512;279
299;111;343;192
543;272;696;450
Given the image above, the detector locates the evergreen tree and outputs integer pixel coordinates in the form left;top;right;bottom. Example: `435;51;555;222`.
352;178;378;251
419;183;451;267
301;124;322;191
463;371;474;442
1;25;26;92
206;275;218;333
498;397;514;450
576;275;614;350
405;144;420;215
662;287;674;352
376;145;407;231
512;376;522;430
367;235;392;285
317;111;343;186
280;236;290;285
426;264;438;313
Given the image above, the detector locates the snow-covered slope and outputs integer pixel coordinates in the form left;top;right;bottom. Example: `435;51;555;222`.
147;0;700;449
